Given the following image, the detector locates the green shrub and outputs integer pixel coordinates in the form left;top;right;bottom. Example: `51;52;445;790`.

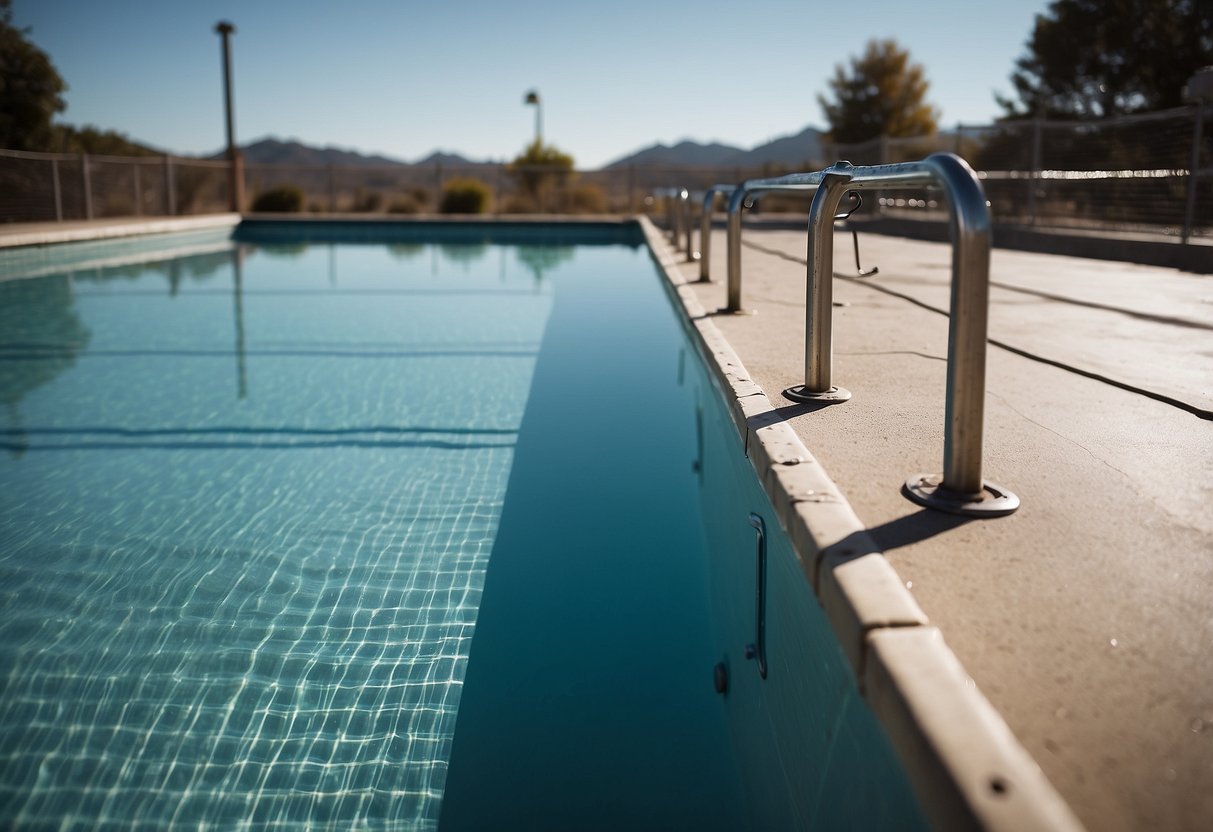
439;178;491;214
251;185;304;213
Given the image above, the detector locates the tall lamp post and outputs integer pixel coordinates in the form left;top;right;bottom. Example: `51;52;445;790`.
524;89;542;146
215;21;244;212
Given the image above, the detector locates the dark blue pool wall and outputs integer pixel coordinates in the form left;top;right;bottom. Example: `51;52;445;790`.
658;254;930;830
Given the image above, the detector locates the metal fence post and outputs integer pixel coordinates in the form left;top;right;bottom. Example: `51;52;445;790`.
1029;115;1043;226
164;155;176;215
495;164;504;216
133;163;142;217
954;123;964;155
1183;101;1204;244
51;158;63;222
80;154;93;220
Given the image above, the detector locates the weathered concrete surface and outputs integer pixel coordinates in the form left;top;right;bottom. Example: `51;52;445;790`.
676;227;1213;832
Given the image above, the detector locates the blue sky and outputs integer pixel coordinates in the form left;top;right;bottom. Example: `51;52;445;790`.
16;0;1051;168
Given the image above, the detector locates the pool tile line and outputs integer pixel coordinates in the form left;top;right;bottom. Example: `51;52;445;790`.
639;215;1084;832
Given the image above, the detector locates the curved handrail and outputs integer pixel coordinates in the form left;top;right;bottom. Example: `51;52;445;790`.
698;185;735;281
680;189;697;261
651;187;685;245
788;153;1017;516
724;173;825;311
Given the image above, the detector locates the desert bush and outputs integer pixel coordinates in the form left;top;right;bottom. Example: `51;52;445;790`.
251;185;304;213
351;189;382;213
498;192;539;214
387;197;421;214
439;178;491;214
558;183;608;214
387;187;431;214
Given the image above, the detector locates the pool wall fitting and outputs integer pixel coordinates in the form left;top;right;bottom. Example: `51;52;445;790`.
640;213;1082;832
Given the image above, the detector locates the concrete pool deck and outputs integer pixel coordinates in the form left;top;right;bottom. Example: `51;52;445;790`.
653;219;1211;831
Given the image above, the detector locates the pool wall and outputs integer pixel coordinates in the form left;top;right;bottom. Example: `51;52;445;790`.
639;216;1082;831
682;319;927;829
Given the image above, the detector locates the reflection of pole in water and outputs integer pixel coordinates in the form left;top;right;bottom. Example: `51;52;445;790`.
499;246;506;282
232;246;248;400
4;402;27;459
329;243;336;286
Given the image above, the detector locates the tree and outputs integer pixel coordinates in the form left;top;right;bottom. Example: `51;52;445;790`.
0;0;67;150
52;124;158;156
509;140;574;198
818;40;938;144
999;0;1213;119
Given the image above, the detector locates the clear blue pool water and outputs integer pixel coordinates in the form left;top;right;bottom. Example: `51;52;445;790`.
0;224;744;829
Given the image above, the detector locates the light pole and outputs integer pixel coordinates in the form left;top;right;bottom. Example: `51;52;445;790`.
524;89;542;146
215;21;244;212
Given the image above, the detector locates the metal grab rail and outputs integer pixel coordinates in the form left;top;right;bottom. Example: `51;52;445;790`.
724;172;825;312
681;189;697;261
653;187;687;245
698;185;735;281
784;153;1018;517
743;513;768;679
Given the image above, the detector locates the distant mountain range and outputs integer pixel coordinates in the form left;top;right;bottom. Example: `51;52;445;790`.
602;126;825;170
211;138;491;169
213;127;826;172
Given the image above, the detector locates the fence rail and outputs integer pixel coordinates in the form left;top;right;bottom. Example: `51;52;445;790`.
2;104;1209;239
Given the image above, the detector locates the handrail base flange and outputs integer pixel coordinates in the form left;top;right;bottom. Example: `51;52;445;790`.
783;384;852;404
903;473;1020;517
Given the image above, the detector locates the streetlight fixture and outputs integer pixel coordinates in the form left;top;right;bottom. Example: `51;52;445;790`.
215;21;244;212
523;89;542;146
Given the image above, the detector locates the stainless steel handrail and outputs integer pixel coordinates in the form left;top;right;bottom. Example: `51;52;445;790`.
681;189;697;261
698;185;735;282
785;153;1019;517
724;172;825;312
672;187;689;248
654;188;684;245
651;188;682;245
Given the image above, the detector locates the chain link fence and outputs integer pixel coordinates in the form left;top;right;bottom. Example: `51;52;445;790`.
2;104;1209;239
819;105;1211;240
0;150;232;223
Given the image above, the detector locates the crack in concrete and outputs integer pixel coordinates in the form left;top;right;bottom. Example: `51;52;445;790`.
987;389;1209;535
989;281;1213;332
740;237;1213;421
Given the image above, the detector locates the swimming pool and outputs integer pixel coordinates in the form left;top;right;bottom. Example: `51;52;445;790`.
0;221;926;829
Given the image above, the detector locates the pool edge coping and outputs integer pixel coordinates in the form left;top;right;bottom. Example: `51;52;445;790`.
637;214;1086;832
0;214;243;249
